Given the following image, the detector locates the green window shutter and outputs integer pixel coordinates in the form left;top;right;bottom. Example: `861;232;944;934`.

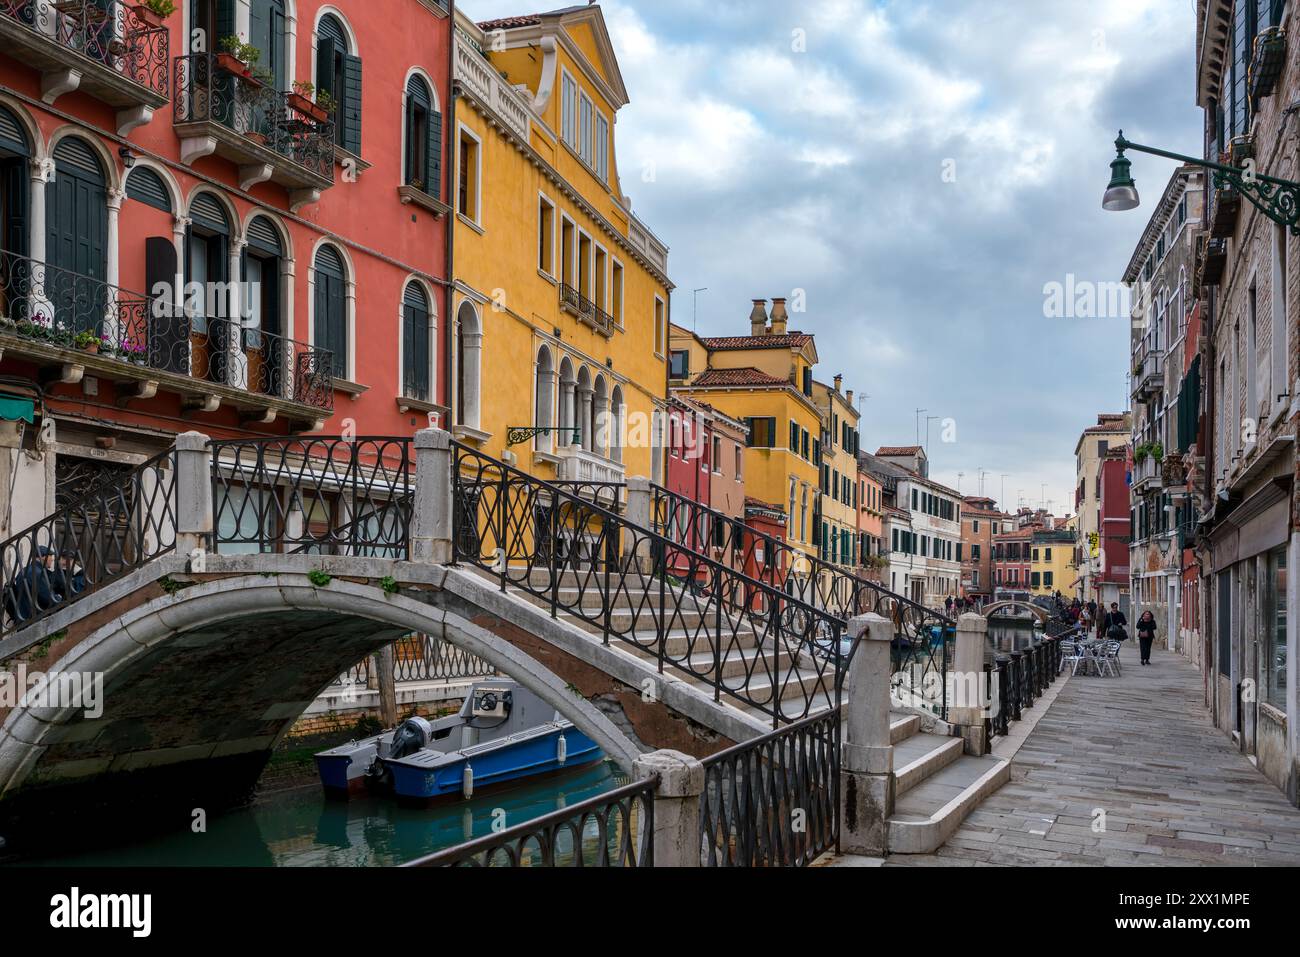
216;0;236;46
426;108;442;200
341;53;363;156
316;37;337;96
125;167;172;213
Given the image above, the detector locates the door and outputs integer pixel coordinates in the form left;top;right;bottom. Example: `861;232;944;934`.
46;139;107;335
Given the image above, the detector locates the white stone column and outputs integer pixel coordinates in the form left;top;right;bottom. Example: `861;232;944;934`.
411;428;453;564
104;186;125;340
577;386;593;452
462;330;483;429
839;612;895;856
171;215;190;323
951;613;989;755
632;749;705;867
174;430;213;562
227;236;247;388
280;256;296;399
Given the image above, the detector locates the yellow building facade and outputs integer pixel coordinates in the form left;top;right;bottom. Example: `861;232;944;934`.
1031;529;1076;597
668;299;821;559
813;376;861;568
449;6;672;485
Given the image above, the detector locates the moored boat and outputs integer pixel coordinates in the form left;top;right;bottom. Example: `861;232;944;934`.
314;681;602;801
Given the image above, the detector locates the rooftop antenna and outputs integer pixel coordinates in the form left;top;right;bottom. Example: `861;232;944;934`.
692;287;708;332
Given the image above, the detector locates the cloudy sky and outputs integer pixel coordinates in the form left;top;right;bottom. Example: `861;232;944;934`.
461;0;1201;515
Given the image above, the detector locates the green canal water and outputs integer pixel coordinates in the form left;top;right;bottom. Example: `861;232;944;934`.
22;759;624;867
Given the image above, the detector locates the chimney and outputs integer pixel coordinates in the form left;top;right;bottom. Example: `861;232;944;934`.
749;299;768;336
845;389;854;405
770;297;788;335
833;373;843;393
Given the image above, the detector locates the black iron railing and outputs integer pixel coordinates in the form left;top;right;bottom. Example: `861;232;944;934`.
403;774;656;867
452;441;846;727
173;52;335;184
558;282;614;335
700;707;840;866
985;634;1062;742
210;437;412;556
547;480;624;511
651;485;955;719
1;447;177;638
0;249;334;413
331;633;494;688
0;0;170;98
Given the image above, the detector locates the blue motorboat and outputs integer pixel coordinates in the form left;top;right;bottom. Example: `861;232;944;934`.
314;681;603;802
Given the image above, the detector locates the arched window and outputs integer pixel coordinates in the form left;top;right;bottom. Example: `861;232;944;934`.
455;300;481;430
316;12;361;153
401;281;431;401
404;74;441;197
0;105;31;259
558;357;576;448
48;137;107;293
124;167;172;213
592;374;608;457
242;214;285;397
313;245;348;377
575;365;592;451
184;191;232;379
609;385;624;463
534;346;554;452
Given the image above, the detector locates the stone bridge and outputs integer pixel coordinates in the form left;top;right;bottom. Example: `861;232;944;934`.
981;600;1050;623
0;431;775;850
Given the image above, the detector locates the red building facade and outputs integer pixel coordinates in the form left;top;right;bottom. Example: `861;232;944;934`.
0;0;451;537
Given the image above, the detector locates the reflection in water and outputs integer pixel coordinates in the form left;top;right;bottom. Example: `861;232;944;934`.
26;760;623;867
985;621;1043;662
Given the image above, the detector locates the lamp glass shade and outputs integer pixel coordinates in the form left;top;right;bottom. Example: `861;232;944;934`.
1102;152;1139;211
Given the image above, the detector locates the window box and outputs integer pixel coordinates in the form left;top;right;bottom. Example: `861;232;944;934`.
215;52;253;80
288;91;330;123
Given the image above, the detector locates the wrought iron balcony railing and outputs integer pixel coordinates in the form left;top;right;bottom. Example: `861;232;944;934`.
0;248;334;414
173;52;335;189
559;282;614;336
0;0;169;103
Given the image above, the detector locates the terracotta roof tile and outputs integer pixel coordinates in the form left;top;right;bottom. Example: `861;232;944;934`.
691;367;789;388
876;445;922;456
699;333;813;350
476;14;545;30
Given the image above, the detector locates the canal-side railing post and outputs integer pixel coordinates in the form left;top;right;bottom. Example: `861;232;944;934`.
411;428;453;564
631;749;705;867
175;430;212;564
839;612;894;857
951;613;989;757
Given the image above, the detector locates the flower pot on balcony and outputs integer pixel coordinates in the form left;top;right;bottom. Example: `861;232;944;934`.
132;4;167;29
216;52;252;79
288;92;329;123
244;130;267;146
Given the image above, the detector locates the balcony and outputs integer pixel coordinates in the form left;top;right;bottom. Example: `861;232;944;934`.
555;445;625;485
1130;453;1163;493
1208;180;1240;238
173;53;334;203
0;0;169;132
0;249;333;428
559;283;614;337
1198;235;1227;287
1132;351;1163;400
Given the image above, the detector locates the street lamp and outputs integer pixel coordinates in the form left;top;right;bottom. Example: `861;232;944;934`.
1103;129;1300;233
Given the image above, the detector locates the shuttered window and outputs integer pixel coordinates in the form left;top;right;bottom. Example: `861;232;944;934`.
125;167;172;213
0;105;29;157
404;75;441;198
402;282;430;401
315;14;361;154
313;245;347;378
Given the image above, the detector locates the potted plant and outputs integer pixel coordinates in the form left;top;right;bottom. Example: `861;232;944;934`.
1150;442;1164;463
217;36;259;79
132;0;174;30
289;81;332;122
74;330;103;354
1134;445;1148;465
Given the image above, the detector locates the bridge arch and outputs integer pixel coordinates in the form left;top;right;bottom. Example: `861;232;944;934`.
0;573;641;837
981;600;1051;623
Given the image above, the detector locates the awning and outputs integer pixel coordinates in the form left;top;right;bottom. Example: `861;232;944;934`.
0;395;35;424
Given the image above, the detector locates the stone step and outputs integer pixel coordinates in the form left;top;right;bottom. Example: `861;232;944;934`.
893;732;964;795
619;644;797;682
886;753;1011;854
890;713;921;743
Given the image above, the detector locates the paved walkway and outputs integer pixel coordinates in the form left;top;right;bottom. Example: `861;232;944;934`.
887;644;1300;866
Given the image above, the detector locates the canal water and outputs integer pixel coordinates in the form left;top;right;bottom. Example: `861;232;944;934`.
22;759;625;867
986;619;1044;659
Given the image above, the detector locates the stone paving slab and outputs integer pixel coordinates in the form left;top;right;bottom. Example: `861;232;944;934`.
831;645;1300;867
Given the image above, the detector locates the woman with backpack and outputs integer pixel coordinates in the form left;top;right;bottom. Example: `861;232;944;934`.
1135;610;1157;665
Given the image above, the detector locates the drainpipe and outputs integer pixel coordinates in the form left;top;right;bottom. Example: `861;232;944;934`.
444;0;457;425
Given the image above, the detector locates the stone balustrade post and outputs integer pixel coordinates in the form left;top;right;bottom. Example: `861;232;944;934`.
174;431;212;564
411;428;453;564
951;613;989;756
632;748;706;867
623;476;653;567
840;612;895;856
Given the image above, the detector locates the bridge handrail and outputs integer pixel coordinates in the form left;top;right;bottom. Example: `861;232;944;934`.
402;772;657;867
451;439;849;728
0;447;178;640
650;483;955;719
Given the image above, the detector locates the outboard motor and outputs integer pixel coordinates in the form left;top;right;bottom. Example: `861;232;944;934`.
388;715;434;760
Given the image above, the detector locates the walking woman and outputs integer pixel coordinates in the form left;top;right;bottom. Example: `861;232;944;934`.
1136;610;1157;665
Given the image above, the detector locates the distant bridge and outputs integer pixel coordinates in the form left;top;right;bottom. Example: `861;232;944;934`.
981;600;1051;624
